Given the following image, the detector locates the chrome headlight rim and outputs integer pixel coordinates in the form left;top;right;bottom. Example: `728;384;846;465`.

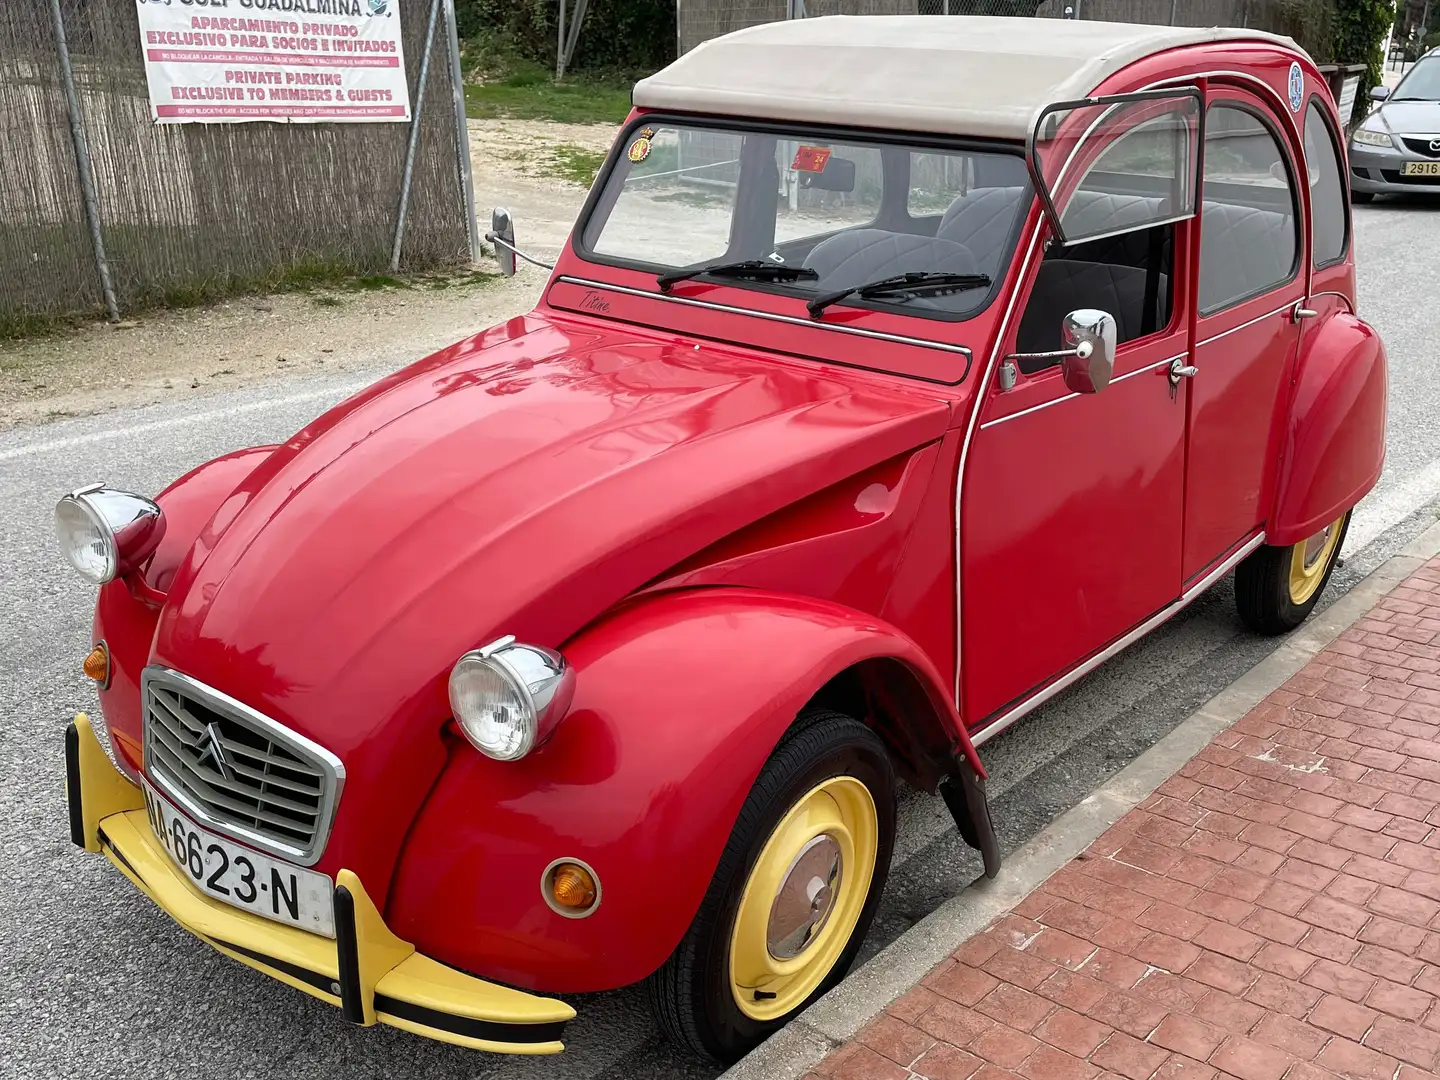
54;484;165;585
448;636;575;762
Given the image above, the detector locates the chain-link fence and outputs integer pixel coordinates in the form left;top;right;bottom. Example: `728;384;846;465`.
0;0;474;328
677;0;1337;67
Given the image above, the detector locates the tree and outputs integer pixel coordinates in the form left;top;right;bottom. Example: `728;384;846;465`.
1333;0;1397;115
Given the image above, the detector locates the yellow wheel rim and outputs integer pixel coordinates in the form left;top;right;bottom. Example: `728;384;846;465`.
1288;514;1345;605
728;775;878;1022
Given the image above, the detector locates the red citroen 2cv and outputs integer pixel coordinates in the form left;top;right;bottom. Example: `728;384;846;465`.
58;16;1386;1064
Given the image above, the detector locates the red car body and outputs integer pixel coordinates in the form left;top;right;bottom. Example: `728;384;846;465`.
64;19;1385;1058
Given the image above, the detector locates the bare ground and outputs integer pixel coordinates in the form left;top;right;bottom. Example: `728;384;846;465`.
0;117;618;430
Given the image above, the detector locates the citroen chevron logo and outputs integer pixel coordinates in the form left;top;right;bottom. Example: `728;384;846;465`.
195;722;233;781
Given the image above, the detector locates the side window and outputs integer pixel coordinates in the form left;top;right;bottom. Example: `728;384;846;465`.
1014;219;1175;369
1198;105;1300;314
1304;100;1349;267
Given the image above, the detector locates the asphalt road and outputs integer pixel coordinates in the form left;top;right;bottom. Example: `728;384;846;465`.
3;200;1440;1080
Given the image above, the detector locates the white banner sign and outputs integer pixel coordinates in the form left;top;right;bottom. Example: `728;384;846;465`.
135;0;412;124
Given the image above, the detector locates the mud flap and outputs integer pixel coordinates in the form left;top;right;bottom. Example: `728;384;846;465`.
940;765;1000;880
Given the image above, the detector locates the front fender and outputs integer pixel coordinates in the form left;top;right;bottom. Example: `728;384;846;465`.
384;587;980;995
94;445;277;774
1269;314;1387;547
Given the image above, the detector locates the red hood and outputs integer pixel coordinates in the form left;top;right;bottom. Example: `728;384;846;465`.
150;312;950;886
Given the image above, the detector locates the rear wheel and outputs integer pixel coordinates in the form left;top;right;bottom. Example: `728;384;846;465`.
647;711;896;1063
1235;512;1350;635
1351;191;1376;204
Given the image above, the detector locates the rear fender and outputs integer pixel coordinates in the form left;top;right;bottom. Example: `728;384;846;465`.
384;587;986;994
1269;314;1387;547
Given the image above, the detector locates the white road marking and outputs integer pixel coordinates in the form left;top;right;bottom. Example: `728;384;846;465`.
1345;456;1440;553
0;380;371;464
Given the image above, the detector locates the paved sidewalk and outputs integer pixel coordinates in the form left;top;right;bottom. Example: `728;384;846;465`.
808;557;1440;1080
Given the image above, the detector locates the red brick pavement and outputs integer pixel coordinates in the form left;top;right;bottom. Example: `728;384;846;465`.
808;557;1440;1080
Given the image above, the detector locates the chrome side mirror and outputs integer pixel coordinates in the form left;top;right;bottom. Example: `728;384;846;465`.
1060;309;1116;394
487;207;516;277
1000;308;1116;393
1370;85;1390;102
483;206;554;276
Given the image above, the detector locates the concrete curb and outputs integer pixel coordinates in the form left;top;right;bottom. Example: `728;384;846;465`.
721;518;1440;1080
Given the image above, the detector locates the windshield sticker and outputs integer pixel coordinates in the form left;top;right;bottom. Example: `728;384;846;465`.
792;145;833;173
627;135;652;164
1288;62;1304;112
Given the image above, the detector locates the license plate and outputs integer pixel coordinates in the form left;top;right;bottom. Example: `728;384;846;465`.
142;779;335;937
1402;161;1440;177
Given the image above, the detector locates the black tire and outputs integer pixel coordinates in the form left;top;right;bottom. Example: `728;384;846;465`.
1235;512;1350;635
647;710;896;1063
1351;191;1376;204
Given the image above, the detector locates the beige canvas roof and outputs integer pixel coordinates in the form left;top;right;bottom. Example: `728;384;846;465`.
633;16;1306;142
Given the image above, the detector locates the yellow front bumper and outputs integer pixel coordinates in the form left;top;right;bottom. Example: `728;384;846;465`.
65;715;574;1054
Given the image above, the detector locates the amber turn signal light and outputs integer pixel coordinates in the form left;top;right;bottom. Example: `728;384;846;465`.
82;643;109;687
543;860;600;917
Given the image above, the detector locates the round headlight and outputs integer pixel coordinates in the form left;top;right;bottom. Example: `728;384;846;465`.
448;637;574;761
54;485;165;585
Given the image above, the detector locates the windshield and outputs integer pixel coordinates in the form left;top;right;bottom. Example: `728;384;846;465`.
578;120;1031;321
1394;56;1440;100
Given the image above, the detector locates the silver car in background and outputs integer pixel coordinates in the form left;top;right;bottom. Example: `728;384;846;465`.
1350;50;1440;202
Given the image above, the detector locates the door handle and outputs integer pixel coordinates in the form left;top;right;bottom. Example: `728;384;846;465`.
1168;358;1198;386
1291;302;1318;322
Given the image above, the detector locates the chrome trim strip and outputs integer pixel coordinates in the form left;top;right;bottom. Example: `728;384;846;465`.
970;531;1266;747
976;354;1185;430
1309;289;1356;315
1195;301;1296;347
953;217;1045;698
141;666;345;867
552;276;973;360
979;390;1080;430
1115;353;1188;383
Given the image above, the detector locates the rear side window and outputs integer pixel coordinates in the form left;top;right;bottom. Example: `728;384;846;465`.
1198;105;1300;315
1304;100;1349;267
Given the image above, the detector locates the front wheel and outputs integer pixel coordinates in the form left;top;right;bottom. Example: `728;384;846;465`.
1235;512;1350;635
647;710;896;1063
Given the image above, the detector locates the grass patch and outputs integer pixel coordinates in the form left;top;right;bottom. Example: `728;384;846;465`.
541;144;607;186
312;294;346;307
464;62;637;125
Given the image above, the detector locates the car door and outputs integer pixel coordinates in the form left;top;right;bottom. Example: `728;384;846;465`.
960;95;1197;731
1181;91;1307;581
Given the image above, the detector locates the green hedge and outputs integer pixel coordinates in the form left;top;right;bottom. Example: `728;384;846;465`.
1333;0;1396;109
455;0;675;74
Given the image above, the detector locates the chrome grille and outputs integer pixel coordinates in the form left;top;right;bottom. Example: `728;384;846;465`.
141;667;343;866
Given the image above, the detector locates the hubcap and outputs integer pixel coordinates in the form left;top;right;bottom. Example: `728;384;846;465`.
767;835;842;960
1288;514;1345;605
728;775;878;1022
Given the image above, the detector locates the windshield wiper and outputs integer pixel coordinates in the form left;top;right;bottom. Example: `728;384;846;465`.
806;271;992;318
657;259;817;291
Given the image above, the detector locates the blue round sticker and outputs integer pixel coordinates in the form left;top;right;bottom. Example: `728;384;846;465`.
1288;61;1304;112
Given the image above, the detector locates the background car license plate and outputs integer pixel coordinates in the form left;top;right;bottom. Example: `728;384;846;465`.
142;779;335;937
1401;161;1440;177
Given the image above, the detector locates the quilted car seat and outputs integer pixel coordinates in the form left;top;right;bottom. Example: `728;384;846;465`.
1197;201;1295;312
802;229;980;290
935;186;1026;270
1014;260;1168;369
